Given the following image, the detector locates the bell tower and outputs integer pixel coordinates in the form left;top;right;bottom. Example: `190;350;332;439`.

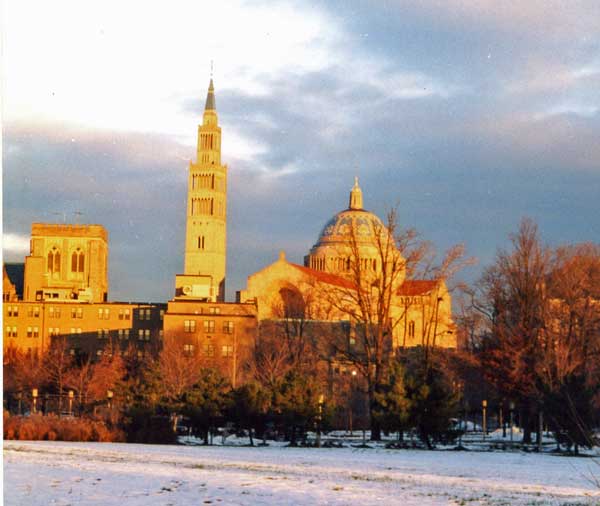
175;78;227;301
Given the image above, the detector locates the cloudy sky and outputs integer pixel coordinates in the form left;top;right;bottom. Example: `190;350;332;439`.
3;0;600;302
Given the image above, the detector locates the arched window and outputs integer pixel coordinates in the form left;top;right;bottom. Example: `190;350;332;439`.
71;249;85;274
47;247;60;275
279;287;306;320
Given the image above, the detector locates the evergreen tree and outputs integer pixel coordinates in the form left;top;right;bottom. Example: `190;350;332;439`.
228;382;270;445
183;369;230;445
272;370;323;446
405;355;459;449
374;360;411;440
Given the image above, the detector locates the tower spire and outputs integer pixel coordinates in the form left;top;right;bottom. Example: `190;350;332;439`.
349;176;363;210
204;78;216;111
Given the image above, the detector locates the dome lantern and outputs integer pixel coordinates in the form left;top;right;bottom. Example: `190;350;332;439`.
349;176;363;210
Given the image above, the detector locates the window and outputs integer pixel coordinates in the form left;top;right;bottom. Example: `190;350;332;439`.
71;248;85;274
33;327;39;338
98;308;110;320
183;344;195;356
209;307;220;315
47;247;61;275
70;328;82;336
27;326;33;338
159;309;165;321
223;321;234;334
27;306;40;318
118;329;130;340
408;321;415;339
49;327;60;336
203;320;215;332
118;308;132;320
6;326;18;338
184;320;196;333
97;329;109;339
49;307;61;318
8;306;19;317
138;309;151;321
221;345;234;358
138;329;150;341
198;236;205;250
71;307;83;319
203;344;215;357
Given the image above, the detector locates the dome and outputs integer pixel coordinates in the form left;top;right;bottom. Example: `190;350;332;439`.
315;209;387;246
304;178;400;277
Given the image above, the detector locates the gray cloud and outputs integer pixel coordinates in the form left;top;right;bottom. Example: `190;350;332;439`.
4;2;600;302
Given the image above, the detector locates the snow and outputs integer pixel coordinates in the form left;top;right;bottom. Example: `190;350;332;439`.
4;440;600;505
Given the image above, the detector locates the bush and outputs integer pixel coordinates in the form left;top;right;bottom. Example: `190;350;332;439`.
3;414;125;442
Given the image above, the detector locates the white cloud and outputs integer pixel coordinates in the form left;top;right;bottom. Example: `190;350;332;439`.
3;233;30;255
2;0;341;139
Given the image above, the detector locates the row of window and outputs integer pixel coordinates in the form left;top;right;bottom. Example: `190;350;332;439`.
399;297;424;305
47;248;85;275
70;349;147;359
183;343;233;357
183;320;234;333
5;327;160;340
7;326;43;338
6;306;162;321
191;173;215;190
98;329;153;340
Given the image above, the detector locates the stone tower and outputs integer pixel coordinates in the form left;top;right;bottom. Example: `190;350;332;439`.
175;79;227;301
23;223;108;302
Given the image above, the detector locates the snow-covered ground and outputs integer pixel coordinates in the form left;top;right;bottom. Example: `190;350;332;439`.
4;440;600;505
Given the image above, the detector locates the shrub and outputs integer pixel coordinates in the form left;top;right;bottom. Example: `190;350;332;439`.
3;414;124;442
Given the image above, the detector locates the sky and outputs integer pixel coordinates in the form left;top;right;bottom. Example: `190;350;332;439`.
3;0;600;303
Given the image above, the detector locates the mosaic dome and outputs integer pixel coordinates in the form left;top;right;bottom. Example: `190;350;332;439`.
315;209;387;246
304;178;399;276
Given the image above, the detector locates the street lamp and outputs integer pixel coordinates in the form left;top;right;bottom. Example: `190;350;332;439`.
509;401;515;443
349;370;357;436
482;399;488;440
68;390;74;415
32;388;38;414
107;390;114;410
316;394;324;448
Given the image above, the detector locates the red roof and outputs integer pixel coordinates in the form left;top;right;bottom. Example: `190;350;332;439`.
289;263;356;289
397;280;439;296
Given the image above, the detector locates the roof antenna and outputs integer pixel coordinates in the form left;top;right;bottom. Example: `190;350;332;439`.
73;211;84;224
53;211;67;223
210;60;214;78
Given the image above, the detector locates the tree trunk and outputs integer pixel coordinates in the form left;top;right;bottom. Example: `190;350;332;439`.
522;405;532;444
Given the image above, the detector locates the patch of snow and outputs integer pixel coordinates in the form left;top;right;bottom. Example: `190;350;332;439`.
4;440;600;505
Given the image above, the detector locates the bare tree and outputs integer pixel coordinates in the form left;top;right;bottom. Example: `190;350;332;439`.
42;336;75;413
472;219;600;446
65;344;126;410
318;209;468;440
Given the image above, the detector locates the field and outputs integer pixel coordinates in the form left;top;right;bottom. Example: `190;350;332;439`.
4;440;600;505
